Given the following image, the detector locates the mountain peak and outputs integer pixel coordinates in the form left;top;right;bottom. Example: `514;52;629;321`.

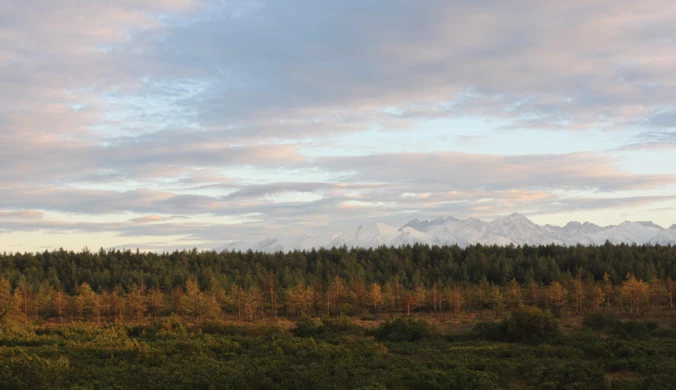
637;221;664;230
399;216;458;231
670;224;676;230
494;212;534;224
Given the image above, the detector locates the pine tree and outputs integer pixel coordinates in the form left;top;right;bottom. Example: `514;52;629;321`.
0;277;13;322
668;275;674;310
573;269;584;315
37;281;54;320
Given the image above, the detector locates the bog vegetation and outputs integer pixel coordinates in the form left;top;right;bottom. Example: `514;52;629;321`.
0;243;675;388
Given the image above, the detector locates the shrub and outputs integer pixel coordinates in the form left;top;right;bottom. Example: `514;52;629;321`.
291;314;323;338
321;314;363;335
538;362;607;390
609;321;658;340
505;306;560;343
372;317;436;342
583;313;659;340
473;306;560;343
583;313;620;331
472;321;508;341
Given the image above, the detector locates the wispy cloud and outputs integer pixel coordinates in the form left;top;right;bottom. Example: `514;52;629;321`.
2;0;676;250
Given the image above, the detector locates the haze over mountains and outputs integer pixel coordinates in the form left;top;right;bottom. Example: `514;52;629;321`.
225;213;676;253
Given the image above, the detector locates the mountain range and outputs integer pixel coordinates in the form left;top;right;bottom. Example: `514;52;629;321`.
224;213;676;253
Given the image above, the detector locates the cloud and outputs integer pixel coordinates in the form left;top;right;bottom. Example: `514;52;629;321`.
315;152;675;192
0;210;44;220
129;215;189;223
620;130;676;150
2;1;676;250
125;0;676;135
530;195;676;216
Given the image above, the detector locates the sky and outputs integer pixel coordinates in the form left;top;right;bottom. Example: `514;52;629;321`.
1;0;676;252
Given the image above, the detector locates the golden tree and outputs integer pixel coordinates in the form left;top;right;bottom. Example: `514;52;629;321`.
489;285;505;318
146;288;165;319
620;273;649;315
183;277;205;320
285;283;313;316
126;283;147;322
53;290;66;325
507;278;523;310
586;284;605;313
547;281;568;316
366;283;384;314
381;281;396;312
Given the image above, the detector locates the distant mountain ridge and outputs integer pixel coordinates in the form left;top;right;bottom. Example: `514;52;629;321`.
224;213;676;252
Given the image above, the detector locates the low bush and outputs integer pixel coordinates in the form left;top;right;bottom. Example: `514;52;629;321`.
538;362;607;390
472;321;508;341
371;317;436;342
584;313;659;340
505;306;560;343
609;321;658;340
583;312;620;331
473;306;560;343
291;315;323;338
322;314;363;335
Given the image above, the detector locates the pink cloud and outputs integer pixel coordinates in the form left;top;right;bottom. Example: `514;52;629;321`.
0;210;44;220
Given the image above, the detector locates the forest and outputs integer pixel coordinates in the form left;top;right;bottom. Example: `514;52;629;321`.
0;243;676;389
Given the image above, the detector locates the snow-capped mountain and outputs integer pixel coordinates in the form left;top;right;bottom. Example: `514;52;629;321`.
487;213;562;245
583;221;664;245
329;222;400;248
546;221;603;240
222;214;676;252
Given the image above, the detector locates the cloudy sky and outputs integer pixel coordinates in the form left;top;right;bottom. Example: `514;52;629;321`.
2;0;676;251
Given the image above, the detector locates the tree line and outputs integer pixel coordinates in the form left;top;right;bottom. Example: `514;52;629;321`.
0;242;674;324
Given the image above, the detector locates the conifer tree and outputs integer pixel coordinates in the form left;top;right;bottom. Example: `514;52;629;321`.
0;277;14;322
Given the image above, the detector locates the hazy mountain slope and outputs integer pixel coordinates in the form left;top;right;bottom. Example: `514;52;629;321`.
224;214;676;252
584;221;665;245
330;222;400;248
486;213;563;245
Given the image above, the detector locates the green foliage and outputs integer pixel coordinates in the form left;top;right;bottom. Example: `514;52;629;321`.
608;320;658;340
538;362;607;390
0;321;674;389
583;313;620;331
473;306;560;343
292;314;364;340
472;321;509;341
2;243;675;295
291;314;322;337
1;243;676;388
583;313;659;340
321;313;363;334
0;350;69;390
372;317;436;342
505;306;560;343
